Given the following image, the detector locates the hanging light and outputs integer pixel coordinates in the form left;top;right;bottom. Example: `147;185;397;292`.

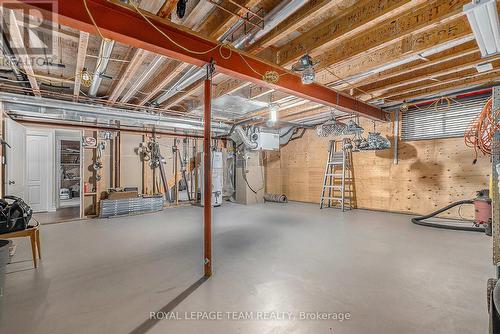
81;68;93;87
268;102;280;123
463;0;500;58
291;54;317;85
301;67;315;84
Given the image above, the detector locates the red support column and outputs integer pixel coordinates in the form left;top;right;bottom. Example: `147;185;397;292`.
203;70;212;278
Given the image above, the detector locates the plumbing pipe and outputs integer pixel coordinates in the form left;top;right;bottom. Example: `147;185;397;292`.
153;66;205;104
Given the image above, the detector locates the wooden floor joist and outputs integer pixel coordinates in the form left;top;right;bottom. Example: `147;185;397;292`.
73;31;89;101
312;0;471;73
315;16;474;86
382;66;500;102
360;53;500;101
276;0;427;67
333;40;479;91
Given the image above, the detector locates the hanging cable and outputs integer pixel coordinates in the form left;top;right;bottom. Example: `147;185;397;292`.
464;98;500;163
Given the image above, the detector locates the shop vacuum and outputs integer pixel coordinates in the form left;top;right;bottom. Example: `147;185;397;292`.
411;189;492;235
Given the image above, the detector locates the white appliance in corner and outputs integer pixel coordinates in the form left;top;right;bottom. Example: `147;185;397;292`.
199;151;223;207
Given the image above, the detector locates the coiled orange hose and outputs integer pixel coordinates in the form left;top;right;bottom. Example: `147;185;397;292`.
464;98;500;163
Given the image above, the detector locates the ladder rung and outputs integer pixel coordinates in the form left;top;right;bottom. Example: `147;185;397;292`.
322;187;354;192
321;197;352;201
325;173;343;176
327;162;343;165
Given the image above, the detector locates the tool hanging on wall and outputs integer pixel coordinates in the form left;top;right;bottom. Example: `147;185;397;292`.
141;136;173;203
93;142;105;181
175;144;192;202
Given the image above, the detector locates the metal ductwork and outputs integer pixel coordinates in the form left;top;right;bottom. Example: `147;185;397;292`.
88;39;115;97
153;66;206;105
231;125;258;149
0;92;230;134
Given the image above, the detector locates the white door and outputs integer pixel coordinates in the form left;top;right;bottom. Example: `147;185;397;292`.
5;119;26;198
26;134;49;212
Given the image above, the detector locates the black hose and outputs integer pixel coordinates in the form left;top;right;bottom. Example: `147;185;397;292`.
411;199;485;232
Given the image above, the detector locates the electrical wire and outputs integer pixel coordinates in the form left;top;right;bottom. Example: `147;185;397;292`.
464;97;500;163
127;0;287;82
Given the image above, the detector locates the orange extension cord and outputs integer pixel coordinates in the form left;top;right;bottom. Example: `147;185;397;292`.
464;98;500;163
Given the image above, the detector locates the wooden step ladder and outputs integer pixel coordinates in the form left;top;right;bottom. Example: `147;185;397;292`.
320;139;354;211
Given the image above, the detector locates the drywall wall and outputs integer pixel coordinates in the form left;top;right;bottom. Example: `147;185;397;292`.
264;119;490;219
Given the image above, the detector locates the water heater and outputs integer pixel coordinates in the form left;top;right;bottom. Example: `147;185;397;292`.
199;151;223;207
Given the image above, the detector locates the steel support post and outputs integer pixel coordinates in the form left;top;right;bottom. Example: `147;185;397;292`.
203;66;213;278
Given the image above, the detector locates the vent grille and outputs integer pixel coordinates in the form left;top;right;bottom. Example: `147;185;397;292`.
401;94;490;141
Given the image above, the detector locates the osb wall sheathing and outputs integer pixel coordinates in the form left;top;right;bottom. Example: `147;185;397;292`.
264;119;490;219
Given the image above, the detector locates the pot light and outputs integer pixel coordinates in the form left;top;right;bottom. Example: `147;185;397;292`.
463;0;500;57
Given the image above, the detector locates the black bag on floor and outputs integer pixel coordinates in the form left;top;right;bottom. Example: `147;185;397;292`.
0;196;33;234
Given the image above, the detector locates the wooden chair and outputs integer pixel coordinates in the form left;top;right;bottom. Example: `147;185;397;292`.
0;221;41;268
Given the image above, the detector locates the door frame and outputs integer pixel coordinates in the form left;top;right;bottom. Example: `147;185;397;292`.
55;132;82;211
26;128;55;212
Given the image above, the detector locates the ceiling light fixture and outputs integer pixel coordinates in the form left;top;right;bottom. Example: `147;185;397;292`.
268;102;280;123
291;54;317;85
476;62;494;72
463;0;500;57
81;68;93;87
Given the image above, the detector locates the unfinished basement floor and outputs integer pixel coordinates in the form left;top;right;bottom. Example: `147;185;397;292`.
0;202;492;334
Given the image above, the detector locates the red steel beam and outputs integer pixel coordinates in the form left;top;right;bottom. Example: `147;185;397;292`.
4;0;385;120
203;74;212;278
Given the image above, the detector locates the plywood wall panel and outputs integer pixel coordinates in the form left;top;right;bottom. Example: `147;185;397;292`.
265;119;490;220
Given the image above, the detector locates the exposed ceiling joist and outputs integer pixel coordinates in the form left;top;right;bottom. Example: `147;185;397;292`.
120;55;165;103
277;0;427;66
20;0;384;120
379;63;500;102
35;73;74;84
162;77;207;110
14;16;80;42
5;9;40;96
281;106;330;122
315;17;474;85
361;53;500;100
136;62;189;106
311;0;471;74
73;31;89;101
107;49;149;104
249;86;273;99
387;69;500;102
333;40;479;91
207;0;262;40
246;0;337;54
213;77;251;97
157;0;176;18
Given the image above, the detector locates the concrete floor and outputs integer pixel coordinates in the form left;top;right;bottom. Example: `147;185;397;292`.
0;202;493;334
34;207;80;225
